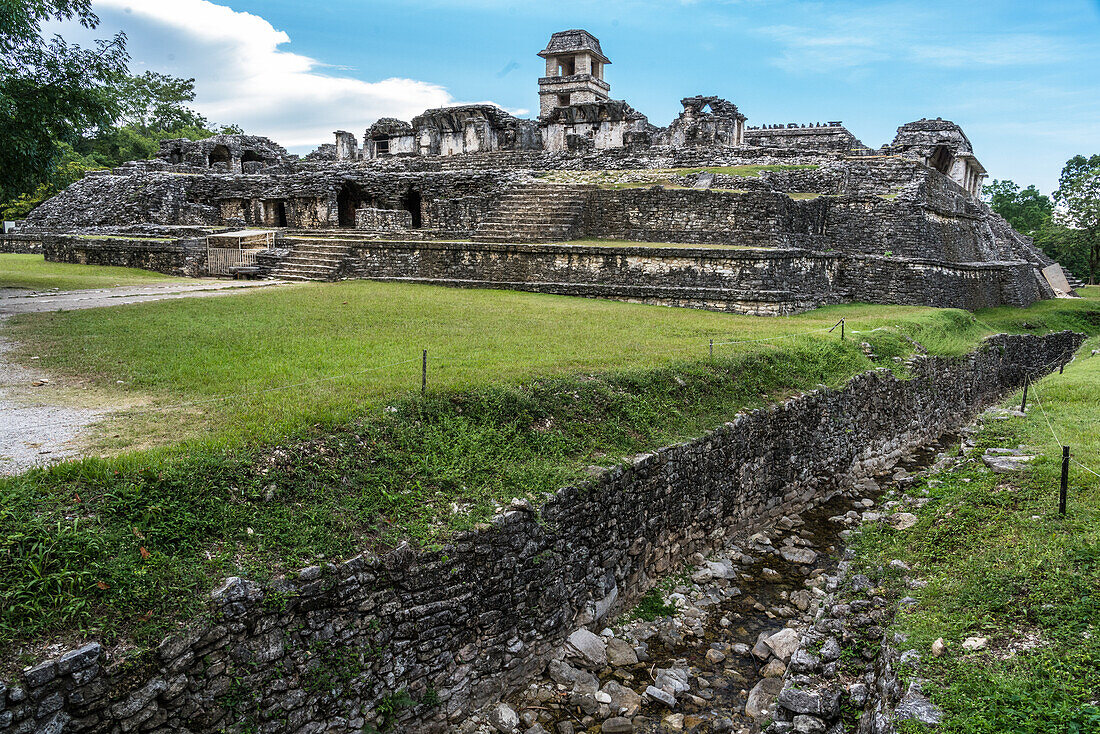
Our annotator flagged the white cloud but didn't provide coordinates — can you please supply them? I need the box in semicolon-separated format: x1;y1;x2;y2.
90;0;489;151
758;2;1077;75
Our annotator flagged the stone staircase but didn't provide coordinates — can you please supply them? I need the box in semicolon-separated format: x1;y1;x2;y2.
269;240;351;281
472;182;594;243
1065;273;1088;291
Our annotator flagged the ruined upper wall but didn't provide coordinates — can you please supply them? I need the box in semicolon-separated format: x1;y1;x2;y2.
156;134;291;173
743;123;868;154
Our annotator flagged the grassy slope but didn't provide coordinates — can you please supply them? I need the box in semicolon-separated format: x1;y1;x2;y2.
1;286;1098;664
4;281;1000;452
852;289;1100;733
0;254;188;292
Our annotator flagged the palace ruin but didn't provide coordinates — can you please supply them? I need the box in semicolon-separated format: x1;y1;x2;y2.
14;29;1077;314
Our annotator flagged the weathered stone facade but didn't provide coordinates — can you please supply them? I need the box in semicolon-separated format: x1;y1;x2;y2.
18;26;1071;311
0;331;1082;733
328;240;1045;315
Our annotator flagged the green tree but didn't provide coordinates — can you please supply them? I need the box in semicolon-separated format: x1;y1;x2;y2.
983;179;1053;237
77;72;218;169
0;0;128;203
115;71;208;133
1054;155;1100;284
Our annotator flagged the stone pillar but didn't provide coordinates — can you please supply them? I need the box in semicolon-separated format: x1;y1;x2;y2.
334;131;359;161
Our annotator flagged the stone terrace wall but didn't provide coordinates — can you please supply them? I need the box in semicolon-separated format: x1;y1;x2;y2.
580;189;827;248
0;234;43;254
42;235;207;277
330;240;1043;313
1;331;1082;734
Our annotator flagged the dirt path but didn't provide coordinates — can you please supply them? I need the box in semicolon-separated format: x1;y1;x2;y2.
0;279;285;315
0;280;288;474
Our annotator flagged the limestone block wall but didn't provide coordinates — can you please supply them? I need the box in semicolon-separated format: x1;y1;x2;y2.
354;208;412;231
580;189;828;248
41;235;207;277
335;240;1041;313
0;331;1082;734
0;234;43;254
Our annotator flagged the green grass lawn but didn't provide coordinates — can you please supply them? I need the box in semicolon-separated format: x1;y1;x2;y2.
0;254;189;292
851;311;1100;732
12;281;1094;453
1;284;1098;662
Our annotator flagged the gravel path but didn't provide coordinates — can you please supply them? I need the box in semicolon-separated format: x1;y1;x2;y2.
0;279;284;314
0;280;288;474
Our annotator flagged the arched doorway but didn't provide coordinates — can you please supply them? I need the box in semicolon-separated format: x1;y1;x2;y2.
209;144;231;168
336;182;369;228
169;147;183;164
403;188;423;229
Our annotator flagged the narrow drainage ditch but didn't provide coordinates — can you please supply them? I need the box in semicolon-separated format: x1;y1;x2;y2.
470;435;956;734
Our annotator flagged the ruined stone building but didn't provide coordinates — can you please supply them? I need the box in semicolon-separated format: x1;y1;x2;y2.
21;28;1076;314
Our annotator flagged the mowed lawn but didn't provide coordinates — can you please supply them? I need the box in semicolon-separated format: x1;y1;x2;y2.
0;253;190;292
7;280;1100;453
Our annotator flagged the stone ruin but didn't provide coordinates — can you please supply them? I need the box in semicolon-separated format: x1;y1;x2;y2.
15;27;1078;314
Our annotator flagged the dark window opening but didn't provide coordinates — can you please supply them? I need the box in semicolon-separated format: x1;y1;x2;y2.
374;138;390;155
928;145;954;175
403;189;423;229
557;56;575;76
169;147;183;164
241;150;263;165
208;144;231;168
557;94;571;107
336;181;369;228
591;61;600;78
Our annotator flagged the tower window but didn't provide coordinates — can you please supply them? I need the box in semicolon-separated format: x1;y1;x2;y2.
557;56;575;76
558;94;571;107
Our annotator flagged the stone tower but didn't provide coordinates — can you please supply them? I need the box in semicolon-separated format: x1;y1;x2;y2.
537;29;611;118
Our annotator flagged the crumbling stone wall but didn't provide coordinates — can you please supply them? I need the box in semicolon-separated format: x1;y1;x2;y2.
41;235;207;277
0;234;43;254
24;167;519;237
1;331;1082;734
333;240;1044;313
744;124;868;153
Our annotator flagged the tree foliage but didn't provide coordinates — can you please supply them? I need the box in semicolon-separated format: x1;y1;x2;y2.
0;0;128;203
983;179;1053;237
1054;155;1100;284
0;1;243;217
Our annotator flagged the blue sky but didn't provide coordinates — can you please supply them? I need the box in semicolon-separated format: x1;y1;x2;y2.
65;0;1100;193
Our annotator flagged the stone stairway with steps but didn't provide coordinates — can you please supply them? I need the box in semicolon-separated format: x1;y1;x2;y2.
472;182;594;243
269;240;351;281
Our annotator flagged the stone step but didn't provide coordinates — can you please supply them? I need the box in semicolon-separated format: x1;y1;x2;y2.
479;215;586;225
274;261;340;272
473;227;581;236
282;254;345;263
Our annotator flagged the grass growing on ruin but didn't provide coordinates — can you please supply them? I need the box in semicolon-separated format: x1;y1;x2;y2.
0;254;188;292
851;327;1100;733
0;287;1098;660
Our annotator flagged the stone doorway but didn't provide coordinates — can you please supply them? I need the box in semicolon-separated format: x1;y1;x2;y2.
403;189;423;228
336;182;368;228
